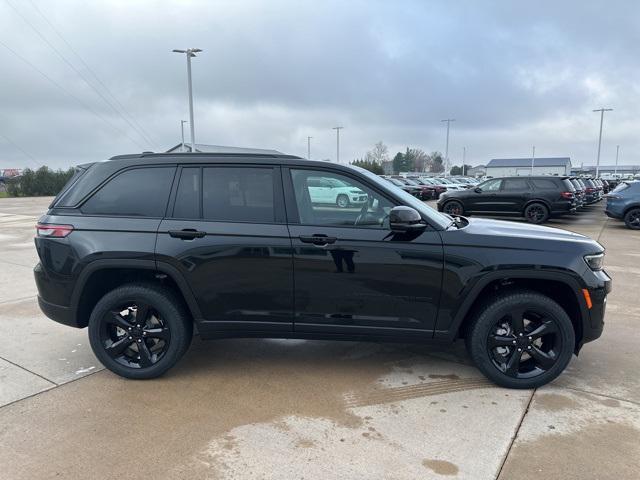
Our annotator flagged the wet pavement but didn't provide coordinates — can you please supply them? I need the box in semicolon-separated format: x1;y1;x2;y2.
0;196;638;479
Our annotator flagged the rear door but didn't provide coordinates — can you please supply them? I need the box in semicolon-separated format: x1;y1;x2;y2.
156;164;294;334
494;178;532;213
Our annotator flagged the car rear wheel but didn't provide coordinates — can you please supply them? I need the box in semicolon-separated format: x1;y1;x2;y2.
336;194;349;208
88;283;193;379
443;200;464;216
524;202;549;224
624;208;640;229
466;290;574;389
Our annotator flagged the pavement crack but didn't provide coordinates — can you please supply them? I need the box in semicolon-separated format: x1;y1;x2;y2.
0;355;58;387
495;388;535;479
562;385;640;407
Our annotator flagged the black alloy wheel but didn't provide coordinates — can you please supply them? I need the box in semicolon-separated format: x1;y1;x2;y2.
443;200;464;216
524;203;549;224
466;290;574;389
624;208;640;230
88;283;192;379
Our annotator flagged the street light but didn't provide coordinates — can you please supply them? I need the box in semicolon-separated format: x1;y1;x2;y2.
615;144;620;177
593;107;613;177
441;119;455;176
530;146;536;176
332;126;343;163
180;120;187;152
307;136;312;160
173;48;202;152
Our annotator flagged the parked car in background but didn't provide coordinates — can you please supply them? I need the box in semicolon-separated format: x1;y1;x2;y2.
391;176;434;200
412;177;448;199
383;176;422;198
569;178;586;209
434;177;467;191
582;179;602;204
307;176;368;208
605;181;640;229
437;176;577;224
34;152;610;388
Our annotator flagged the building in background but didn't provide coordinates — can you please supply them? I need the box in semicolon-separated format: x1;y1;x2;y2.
570;164;640;178
485;157;571;177
466;164;486;177
166;143;283;155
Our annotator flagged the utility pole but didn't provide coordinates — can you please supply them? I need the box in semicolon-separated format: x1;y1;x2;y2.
615;144;620;177
530;146;536;175
180;120;187;152
332;126;343;163
307;136;312;160
173;48;202;152
441;119;455;176
593;107;613;177
462;146;466;175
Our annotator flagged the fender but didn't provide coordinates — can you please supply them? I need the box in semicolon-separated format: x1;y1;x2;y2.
70;258;202;320
434;268;589;342
523;198;552;212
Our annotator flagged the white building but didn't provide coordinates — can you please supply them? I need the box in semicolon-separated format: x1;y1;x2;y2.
486;157;571;177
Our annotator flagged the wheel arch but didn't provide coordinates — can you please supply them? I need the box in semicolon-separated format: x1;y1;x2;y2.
523;198;552;213
444;271;588;353
623;203;640;216
71;259;202;328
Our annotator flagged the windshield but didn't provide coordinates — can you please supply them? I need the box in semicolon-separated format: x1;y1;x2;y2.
386;177;404;186
403;178;420;186
347;166;451;229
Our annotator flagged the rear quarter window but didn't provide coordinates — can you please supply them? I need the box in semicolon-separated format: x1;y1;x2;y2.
531;179;558;190
81;167;175;217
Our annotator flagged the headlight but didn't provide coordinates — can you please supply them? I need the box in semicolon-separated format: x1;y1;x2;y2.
584;253;604;271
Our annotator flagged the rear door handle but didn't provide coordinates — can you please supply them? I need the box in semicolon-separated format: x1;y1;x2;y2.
299;234;337;245
169;229;206;240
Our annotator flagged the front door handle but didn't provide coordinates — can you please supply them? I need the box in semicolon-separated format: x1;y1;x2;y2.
299;234;337;245
169;229;206;240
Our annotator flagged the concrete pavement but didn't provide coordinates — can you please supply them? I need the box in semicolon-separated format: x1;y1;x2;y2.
0;196;638;479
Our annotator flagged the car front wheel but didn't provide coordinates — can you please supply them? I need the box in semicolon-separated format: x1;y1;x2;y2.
524;202;549;224
88;283;193;379
443;200;464;216
336;194;350;208
466;290;575;389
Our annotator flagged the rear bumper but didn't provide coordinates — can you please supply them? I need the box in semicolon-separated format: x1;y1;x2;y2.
34;261;81;328
37;295;80;328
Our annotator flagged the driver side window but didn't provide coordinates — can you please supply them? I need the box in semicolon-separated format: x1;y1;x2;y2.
290;169;394;228
481;179;502;191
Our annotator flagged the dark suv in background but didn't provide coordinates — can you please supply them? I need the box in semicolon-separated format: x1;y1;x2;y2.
437;176;577;223
605;180;640;229
34;153;610;388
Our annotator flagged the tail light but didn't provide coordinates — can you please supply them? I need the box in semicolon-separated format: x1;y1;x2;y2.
585;187;595;193
560;192;574;199
36;224;74;238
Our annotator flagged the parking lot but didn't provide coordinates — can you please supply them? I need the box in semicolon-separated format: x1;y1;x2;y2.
0;196;638;479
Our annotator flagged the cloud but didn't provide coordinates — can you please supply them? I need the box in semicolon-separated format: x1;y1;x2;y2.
0;0;637;168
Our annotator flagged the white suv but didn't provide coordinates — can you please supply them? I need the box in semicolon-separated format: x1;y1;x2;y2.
307;176;368;208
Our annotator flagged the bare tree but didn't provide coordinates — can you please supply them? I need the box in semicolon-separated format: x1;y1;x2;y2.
365;141;389;165
406;148;430;172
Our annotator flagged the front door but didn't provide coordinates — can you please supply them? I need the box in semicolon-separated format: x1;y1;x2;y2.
467;178;502;212
155;164;293;334
284;167;443;338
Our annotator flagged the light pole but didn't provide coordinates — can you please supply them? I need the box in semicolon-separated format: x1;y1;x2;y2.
307;136;312;160
593;107;613;177
173;48;202;152
530;146;536;176
332;126;343;163
615;144;620;177
462;146;466;175
441;119;455;176
180;120;187;152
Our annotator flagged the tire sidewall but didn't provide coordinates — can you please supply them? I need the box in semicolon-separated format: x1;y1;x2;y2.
336;194;349;208
444;200;464;216
525;202;549;224
467;291;575;389
88;284;191;379
624;208;640;229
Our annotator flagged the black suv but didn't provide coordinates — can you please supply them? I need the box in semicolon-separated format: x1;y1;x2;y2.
437;176;577;223
34;153;610;388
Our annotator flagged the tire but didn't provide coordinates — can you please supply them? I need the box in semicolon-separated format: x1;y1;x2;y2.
465;290;575;389
524;202;549;224
336;194;349;208
88;283;193;379
443;200;464;216
624;208;640;230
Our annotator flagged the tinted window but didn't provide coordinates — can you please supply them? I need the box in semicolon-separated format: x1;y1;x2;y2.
291;169;394;228
173;168;200;219
502;178;530;191
562;179;576;191
82;167;175;217
531;179;558;190
202;167;274;223
480;179;502;191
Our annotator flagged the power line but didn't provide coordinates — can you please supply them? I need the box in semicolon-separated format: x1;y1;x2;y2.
0;38;147;150
0;131;41;167
26;0;161;149
4;0;156;149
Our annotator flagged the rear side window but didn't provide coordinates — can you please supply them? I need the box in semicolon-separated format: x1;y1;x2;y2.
81;167;175;217
531;179;557;190
502;178;530;191
173;168;200;219
202;167;275;223
562;179;576;191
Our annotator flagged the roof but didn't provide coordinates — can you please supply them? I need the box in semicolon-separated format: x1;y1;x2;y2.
572;164;640;172
487;157;571;168
166;143;283;155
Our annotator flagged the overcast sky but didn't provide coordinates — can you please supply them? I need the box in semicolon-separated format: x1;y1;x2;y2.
0;0;638;169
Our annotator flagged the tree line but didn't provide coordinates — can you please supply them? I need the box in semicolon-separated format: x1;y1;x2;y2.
5;166;76;197
351;142;448;175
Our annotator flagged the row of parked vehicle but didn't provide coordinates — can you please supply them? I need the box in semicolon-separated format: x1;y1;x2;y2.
381;175;479;200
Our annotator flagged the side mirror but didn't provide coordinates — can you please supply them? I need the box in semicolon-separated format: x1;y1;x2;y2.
474;187;482;193
389;206;427;233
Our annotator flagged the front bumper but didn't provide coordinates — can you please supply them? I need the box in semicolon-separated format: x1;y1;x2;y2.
580;272;612;348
